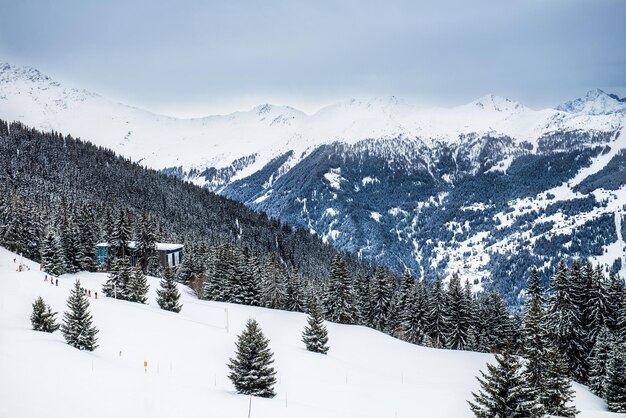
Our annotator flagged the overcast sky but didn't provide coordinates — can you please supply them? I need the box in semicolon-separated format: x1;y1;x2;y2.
1;0;624;116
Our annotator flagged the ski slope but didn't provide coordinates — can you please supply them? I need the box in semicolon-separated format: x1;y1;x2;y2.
0;247;616;418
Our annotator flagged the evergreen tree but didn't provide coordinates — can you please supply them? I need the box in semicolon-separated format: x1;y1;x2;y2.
156;267;182;313
30;296;59;332
41;228;65;276
369;267;394;332
302;298;329;354
428;275;447;348
135;210;158;273
127;266;149;303
61;280;98;351
109;209;131;259
523;267;547;389
228;319;277;398
605;272;625;333
103;257;132;299
241;253;262;307
402;279;429;344
587;327;614;396
546;260;586;381
542;346;577;418
586;264;610;343
285;270;306;312
444;273;472;350
325;254;357;324
468;343;541;417
604;342;626;413
262;255;287;309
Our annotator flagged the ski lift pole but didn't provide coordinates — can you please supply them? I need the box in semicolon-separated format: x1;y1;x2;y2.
224;307;229;333
248;394;252;418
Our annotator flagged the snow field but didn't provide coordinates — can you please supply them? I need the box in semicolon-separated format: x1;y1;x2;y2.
0;246;616;417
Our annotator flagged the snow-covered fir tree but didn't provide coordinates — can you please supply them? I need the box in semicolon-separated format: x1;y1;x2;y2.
523;267;547;389
31;296;59;333
468;343;541;418
604;341;626;412
402;279;429;344
156;267;182;313
541;346;577;418
41;228;64;276
325;254;357;324
443;273;472;350
127;266;149;303
135;210;159;274
109;209;131;259
302;297;329;354
262;254;287;309
546;260;587;382
227;318;277;398
428;275;447;348
61;280;98;351
102;257;132;300
587;327;615;396
369;266;394;332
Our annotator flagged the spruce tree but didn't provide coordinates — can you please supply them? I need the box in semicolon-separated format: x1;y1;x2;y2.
542;346;577;418
523;267;547;389
41;228;64;276
156;267;182;313
228;319;277;398
262;255;287;309
587;327;614;396
428;275;447;348
31;296;60;332
325;254;357;324
127;266;149;303
302;298;329;354
369;267;393;332
604;342;626;413
109;209;131;259
103;257;132;299
444;273;471;350
468;343;541;417
402;280;429;344
546;260;586;381
61;280;98;351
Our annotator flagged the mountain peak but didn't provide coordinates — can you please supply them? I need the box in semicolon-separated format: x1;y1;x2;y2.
0;62;55;85
556;89;626;115
469;94;525;113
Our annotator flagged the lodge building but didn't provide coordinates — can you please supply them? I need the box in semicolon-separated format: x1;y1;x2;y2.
96;242;184;270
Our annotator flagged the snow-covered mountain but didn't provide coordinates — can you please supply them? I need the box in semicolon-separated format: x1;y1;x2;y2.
1;62;625;302
0;246;617;417
557;89;626;115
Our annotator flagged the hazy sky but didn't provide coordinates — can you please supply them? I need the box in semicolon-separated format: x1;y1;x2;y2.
1;0;624;116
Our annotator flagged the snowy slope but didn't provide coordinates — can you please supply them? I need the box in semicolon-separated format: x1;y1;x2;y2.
0;247;616;418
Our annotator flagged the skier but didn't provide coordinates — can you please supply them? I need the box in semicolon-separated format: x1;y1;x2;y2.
55;278;58;286
44;275;48;282
88;290;91;297
95;292;98;299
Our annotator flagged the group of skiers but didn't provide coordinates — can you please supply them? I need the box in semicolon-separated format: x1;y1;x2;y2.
44;275;59;286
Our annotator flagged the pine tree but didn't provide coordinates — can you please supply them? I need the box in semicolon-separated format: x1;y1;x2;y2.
61;280;98;351
604;342;626;413
369;267;394;331
30;296;59;332
325;254;357;324
546;260;586;381
41;228;65;276
542;346;577;418
402;279;429;344
103;257;132;299
127;266;149;303
156;267;182;313
109;209;131;259
523;267;547;389
228;319;277;398
428;275;447;348
468;343;541;417
444;273;472;350
136;210;158;273
241;253;262;307
262;255;287;309
302;298;329;354
588;327;614;396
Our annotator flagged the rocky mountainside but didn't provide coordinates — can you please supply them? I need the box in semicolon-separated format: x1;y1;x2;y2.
1;62;624;303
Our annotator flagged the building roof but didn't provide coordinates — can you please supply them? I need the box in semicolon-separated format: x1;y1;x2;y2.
96;242;183;251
